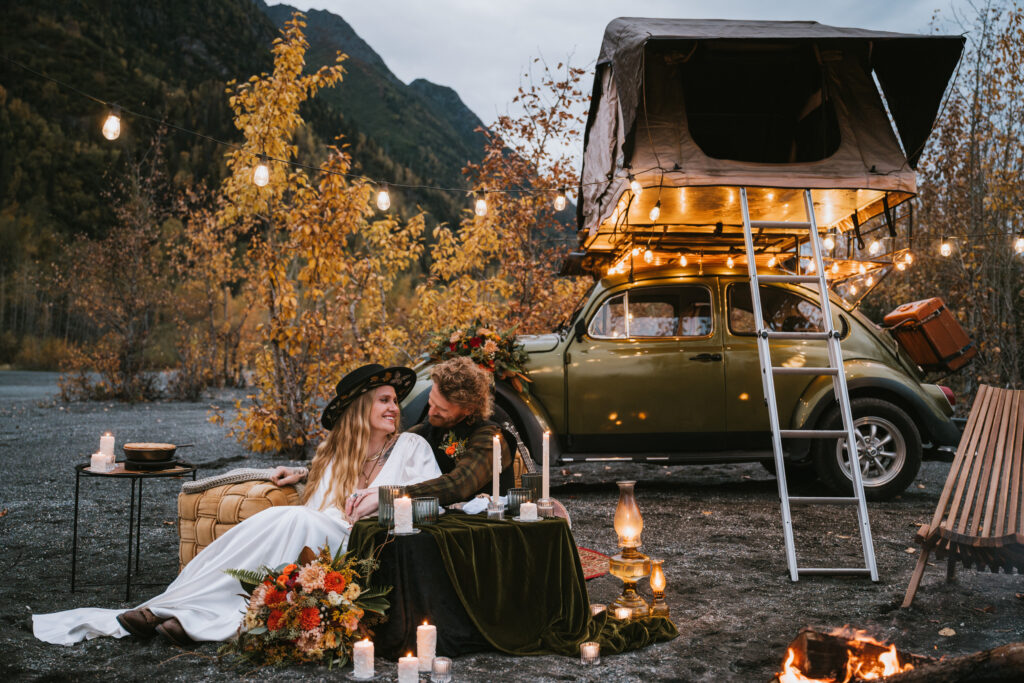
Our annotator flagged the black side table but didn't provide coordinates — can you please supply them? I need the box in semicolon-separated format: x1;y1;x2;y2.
72;461;197;600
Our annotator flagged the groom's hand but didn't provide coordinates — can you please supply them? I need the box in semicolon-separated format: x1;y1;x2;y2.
345;488;380;521
269;466;305;486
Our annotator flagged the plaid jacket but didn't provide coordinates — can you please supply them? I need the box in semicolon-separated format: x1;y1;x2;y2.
405;420;513;505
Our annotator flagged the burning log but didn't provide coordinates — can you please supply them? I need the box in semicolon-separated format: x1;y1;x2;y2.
772;628;1024;683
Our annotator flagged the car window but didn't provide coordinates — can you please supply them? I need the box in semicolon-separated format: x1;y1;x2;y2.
588;286;712;339
728;284;824;335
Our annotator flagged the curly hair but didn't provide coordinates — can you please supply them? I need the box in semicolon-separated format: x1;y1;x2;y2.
431;356;494;419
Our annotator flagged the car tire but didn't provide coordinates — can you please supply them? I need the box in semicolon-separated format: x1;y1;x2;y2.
759;456;819;486
812;397;922;501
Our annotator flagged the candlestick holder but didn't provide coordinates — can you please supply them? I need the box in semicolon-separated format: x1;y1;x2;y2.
486;501;505;520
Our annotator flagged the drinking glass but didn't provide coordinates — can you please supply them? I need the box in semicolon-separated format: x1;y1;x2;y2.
506;487;531;517
520;473;543;502
430;656;452;682
413;496;439;525
378;485;406;527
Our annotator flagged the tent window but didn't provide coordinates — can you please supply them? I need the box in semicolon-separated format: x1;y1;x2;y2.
676;43;841;164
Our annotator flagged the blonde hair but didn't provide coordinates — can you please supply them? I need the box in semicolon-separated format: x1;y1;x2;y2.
431;356;493;419
301;387;401;511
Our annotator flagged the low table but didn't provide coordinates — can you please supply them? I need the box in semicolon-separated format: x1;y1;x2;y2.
71;461;197;600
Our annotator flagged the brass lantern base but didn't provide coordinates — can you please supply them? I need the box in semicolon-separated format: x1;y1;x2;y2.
609;546;651;618
649;593;670;618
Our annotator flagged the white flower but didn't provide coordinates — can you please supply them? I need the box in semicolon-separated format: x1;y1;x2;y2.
328;592;344;606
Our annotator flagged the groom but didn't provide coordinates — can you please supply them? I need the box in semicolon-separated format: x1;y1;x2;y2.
345;356;514;518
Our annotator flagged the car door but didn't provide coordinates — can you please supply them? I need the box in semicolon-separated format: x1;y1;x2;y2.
723;281;831;447
565;283;726;453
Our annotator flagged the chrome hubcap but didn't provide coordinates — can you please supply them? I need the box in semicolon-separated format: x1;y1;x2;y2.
835;416;906;487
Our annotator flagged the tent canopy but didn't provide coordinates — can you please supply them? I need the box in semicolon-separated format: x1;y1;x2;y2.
577;18;964;262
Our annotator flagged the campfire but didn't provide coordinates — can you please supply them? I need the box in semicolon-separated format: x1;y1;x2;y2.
774;628;926;683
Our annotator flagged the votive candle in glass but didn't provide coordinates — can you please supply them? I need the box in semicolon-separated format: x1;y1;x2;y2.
589;603;606;617
397;652;418;683
99;432;115;458
580;641;601;665
430;656;452;683
352;638;374;679
416;620;436;671
614;606;631;620
393;496;413;534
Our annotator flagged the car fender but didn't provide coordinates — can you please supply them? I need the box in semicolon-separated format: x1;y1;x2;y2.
791;360;959;446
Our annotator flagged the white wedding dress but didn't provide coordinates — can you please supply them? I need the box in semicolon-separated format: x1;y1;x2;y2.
34;432;440;645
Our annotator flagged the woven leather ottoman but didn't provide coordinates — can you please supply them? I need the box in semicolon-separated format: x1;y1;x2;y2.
177;481;299;571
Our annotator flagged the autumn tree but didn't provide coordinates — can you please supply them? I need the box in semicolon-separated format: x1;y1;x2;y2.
410;59;592;340
873;1;1024;397
217;14;424;456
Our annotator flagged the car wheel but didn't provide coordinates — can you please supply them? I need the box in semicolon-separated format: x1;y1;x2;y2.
759;456;819;486
812;397;922;501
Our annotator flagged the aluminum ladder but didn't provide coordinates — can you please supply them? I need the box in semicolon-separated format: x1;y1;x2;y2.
739;187;879;582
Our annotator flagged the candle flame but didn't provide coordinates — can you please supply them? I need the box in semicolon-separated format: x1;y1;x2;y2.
422;619;429;626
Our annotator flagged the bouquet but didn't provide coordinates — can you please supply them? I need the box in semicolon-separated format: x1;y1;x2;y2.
220;543;391;668
428;318;532;391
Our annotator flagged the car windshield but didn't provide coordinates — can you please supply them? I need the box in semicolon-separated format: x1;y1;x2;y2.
555;282;597;336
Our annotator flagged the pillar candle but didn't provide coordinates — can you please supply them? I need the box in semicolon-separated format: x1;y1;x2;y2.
542;430;550;500
416;620;436;671
519;501;538;521
398;652;418;683
353;638;374;679
100;432;115;458
393;496;413;533
492;434;500;500
90;452;113;473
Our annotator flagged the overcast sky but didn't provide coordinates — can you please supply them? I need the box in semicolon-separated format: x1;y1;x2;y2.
271;0;966;124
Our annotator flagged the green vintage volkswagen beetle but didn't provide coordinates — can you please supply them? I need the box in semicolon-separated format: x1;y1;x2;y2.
401;263;961;501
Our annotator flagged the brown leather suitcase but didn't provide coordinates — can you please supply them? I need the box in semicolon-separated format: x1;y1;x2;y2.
882;297;976;372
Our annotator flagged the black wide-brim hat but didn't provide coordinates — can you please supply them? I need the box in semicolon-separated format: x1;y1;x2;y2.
320;364;417;430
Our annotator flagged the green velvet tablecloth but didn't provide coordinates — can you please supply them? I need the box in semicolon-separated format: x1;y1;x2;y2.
350;514;677;656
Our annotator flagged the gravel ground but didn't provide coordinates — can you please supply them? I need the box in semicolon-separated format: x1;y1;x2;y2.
1;370;1021;682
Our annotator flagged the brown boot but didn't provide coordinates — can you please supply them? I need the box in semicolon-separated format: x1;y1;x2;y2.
155;617;197;647
116;607;165;638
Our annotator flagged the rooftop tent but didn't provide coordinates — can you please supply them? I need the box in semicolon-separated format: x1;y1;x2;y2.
577;18;964;259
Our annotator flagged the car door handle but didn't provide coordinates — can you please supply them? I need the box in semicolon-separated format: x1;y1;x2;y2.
690;353;722;362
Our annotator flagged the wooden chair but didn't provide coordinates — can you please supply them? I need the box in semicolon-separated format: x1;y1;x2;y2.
902;384;1024;607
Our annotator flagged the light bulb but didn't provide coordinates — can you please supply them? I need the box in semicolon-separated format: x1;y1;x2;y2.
554;189;567;211
1015;236;1024;254
904;251;913;265
679;254;687;267
866;275;874;286
850;284;858;295
632;247;641;256
253;157;270;187
629;176;643;197
823;234;835;251
726;255;735;269
858;263;867;275
102;108;121;141
376;186;391;211
831;262;839;274
869;239;881;256
643;249;653;263
940;239;952;257
607;265;616;276
474;193;487;217
767;255;776;268
896;262;906;271
806;259;816;273
649;200;661;222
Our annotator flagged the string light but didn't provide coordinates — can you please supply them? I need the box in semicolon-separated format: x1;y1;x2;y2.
253;154;270;187
629;175;643;197
632;247;641;256
474;191;487;217
940;238;952;257
831;262;839;274
101;105;121;141
858;263;867;275
866;275;874;286
1015;235;1024;254
376;184;391;211
850;284;858;295
806;258;816;274
868;239;881;256
679;253;687;267
726;255;735;269
896;262;906;271
554;188;567;211
767;255;776;268
649;200;661;222
823;233;835;251
904;251;913;265
643;249;653;264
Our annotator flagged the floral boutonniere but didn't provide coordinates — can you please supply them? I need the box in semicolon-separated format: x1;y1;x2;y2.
440;431;468;462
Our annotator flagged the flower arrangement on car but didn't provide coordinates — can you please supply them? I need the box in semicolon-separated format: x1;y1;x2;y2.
428;318;531;391
220;543;391;668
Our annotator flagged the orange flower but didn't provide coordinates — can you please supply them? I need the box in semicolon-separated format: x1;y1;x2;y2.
282;564;298;575
445;444;457;455
264;588;286;606
267;609;285;631
300;607;321;631
324;571;346;593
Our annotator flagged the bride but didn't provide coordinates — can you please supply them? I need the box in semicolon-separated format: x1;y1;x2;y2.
34;364;440;647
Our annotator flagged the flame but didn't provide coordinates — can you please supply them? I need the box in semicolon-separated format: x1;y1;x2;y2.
775;631;913;683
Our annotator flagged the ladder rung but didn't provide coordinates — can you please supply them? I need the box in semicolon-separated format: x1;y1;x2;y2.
797;567;874;576
757;275;820;284
789;496;860;506
772;366;838;376
780;429;848;439
750;220;812;230
763;331;832;340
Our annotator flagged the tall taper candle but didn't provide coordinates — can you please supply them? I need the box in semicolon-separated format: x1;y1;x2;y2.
542;430;550;500
416;620;436;671
492;434;500;500
353;638;374;678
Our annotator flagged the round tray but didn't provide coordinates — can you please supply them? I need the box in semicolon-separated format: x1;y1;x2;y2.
388;528;421;536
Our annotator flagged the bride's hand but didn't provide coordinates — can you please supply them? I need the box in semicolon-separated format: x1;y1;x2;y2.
344;488;380;521
269;466;305;486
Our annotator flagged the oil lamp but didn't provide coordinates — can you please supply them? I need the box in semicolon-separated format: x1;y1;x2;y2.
648;559;669;617
608;481;650;617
